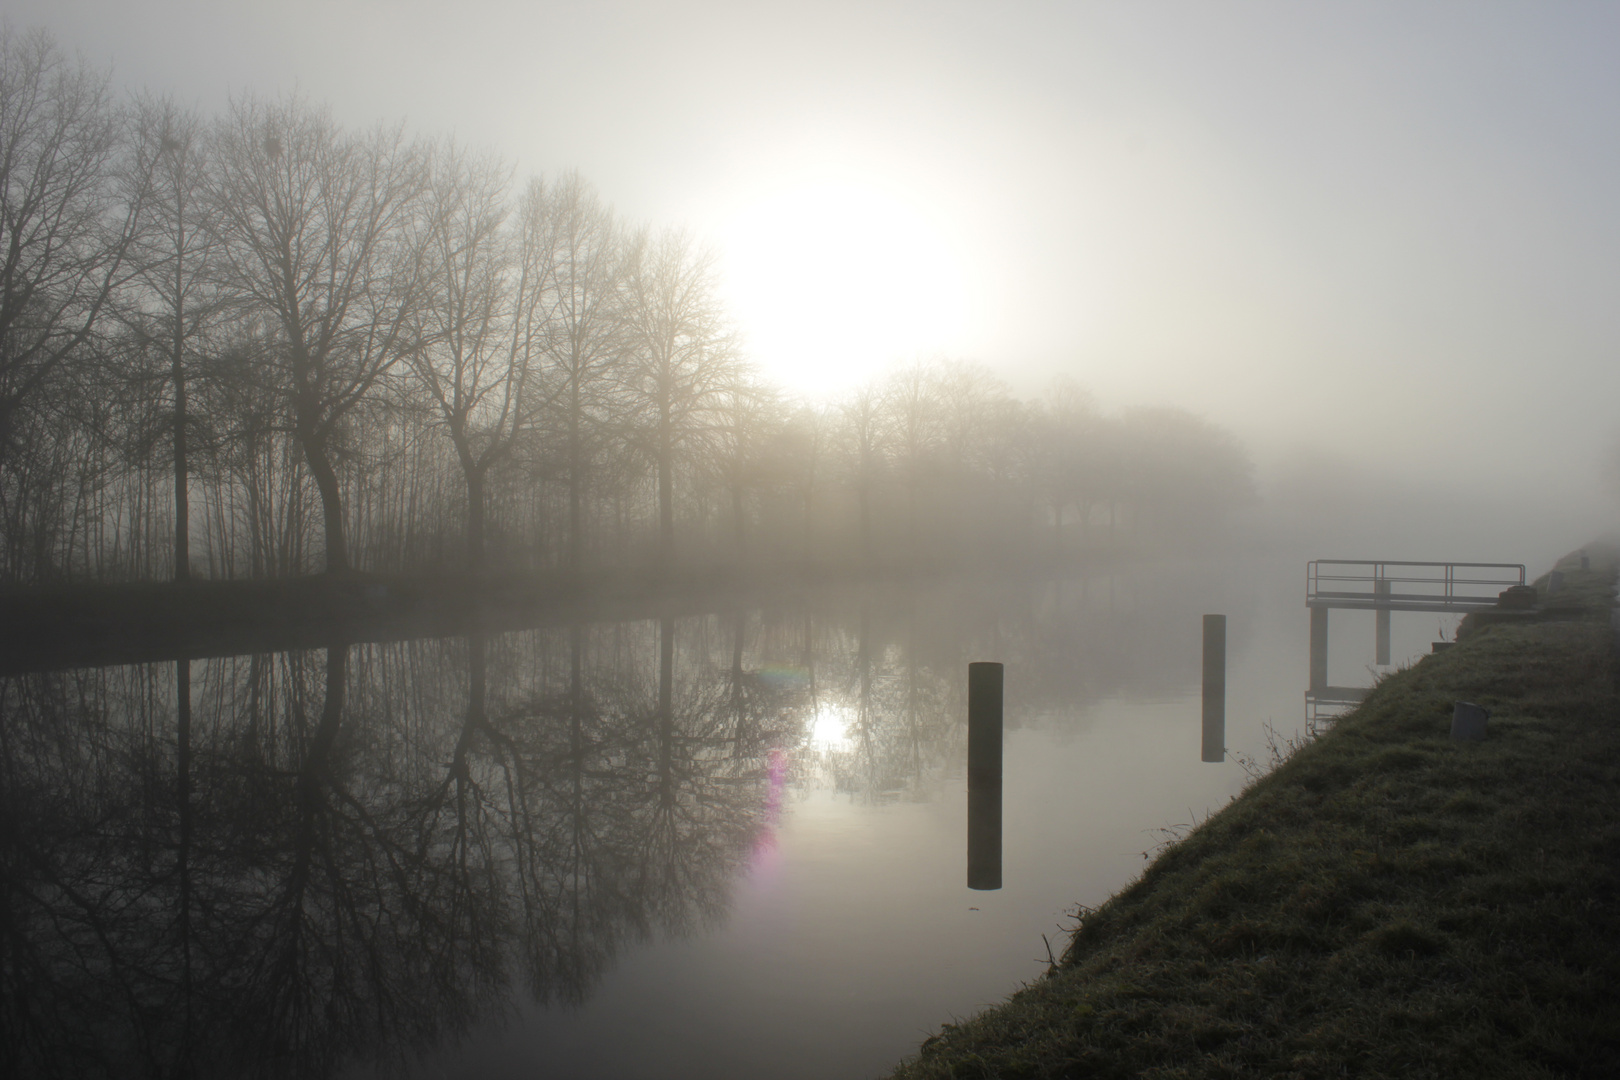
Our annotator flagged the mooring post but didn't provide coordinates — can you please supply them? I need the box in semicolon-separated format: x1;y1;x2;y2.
1374;577;1391;666
967;661;1003;891
1309;606;1329;693
1202;614;1226;763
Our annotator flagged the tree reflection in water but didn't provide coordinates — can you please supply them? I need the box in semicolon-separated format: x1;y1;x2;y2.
0;621;785;1077
0;571;1237;1076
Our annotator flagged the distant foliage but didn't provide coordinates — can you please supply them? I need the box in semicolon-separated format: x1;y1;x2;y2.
0;28;1253;583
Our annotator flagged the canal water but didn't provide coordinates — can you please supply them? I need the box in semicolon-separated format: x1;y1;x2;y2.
0;556;1457;1079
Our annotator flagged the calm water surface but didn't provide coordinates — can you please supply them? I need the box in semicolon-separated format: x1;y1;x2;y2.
1;557;1456;1078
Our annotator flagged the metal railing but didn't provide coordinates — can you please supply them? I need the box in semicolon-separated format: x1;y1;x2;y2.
1306;560;1525;610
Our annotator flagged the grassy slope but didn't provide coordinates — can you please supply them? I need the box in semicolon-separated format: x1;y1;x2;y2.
890;548;1620;1079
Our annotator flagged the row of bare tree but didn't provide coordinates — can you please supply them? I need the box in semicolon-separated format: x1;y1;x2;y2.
0;28;1251;585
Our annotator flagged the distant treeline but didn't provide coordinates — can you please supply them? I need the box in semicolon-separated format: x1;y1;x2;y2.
0;28;1251;584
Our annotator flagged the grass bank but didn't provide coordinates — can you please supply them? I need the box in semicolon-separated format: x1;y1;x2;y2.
890;546;1620;1079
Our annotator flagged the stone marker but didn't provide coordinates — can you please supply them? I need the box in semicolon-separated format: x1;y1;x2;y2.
1451;701;1489;742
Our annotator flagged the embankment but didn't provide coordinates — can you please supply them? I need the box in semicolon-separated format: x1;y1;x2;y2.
889;546;1620;1079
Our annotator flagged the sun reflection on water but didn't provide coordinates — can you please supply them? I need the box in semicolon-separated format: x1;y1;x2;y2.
808;703;854;752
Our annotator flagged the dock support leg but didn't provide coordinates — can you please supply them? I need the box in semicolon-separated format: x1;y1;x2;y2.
1309;606;1328;693
1375;579;1390;666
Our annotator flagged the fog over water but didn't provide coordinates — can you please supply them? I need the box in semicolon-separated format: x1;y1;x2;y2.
13;0;1620;558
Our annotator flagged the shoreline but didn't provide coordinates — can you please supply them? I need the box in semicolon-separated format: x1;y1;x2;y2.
887;544;1620;1078
0;554;1156;674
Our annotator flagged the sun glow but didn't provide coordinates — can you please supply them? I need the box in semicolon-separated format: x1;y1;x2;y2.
721;180;970;398
808;703;854;751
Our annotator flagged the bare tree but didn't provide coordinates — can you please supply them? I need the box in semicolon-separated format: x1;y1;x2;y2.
709;373;773;564
977;393;1034;560
778;402;826;563
410;145;540;573
931;360;1013;561
838;383;887;562
882;361;943;560
619;228;738;569
1034;377;1102;556
534;173;624;575
127;97;216;581
0;29;143;475
207;97;426;573
932;360;1005;476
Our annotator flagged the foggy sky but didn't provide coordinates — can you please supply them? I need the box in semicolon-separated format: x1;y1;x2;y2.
14;0;1620;554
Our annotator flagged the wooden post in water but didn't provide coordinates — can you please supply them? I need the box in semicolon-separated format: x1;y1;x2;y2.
1375;578;1391;666
1309;607;1329;694
967;662;1003;890
1202;615;1226;763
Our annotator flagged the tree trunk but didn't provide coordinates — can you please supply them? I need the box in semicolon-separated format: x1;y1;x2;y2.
173;351;189;582
657;423;675;570
731;483;746;564
171;164;189;584
465;464;485;574
568;416;583;575
299;428;349;574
